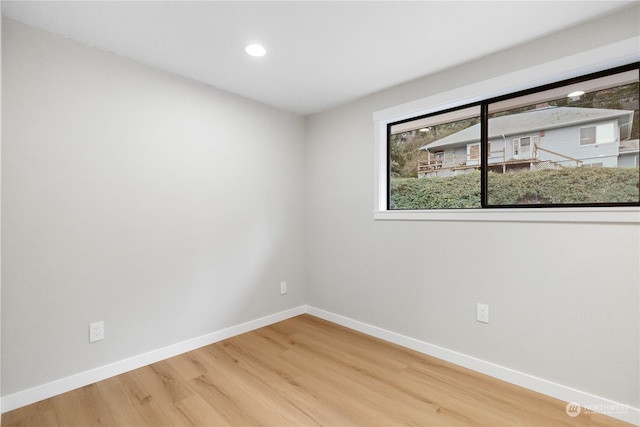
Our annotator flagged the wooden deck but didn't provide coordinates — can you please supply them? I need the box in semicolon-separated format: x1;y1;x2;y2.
418;157;544;177
418;144;580;177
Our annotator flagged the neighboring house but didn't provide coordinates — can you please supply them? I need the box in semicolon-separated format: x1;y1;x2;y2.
418;106;637;178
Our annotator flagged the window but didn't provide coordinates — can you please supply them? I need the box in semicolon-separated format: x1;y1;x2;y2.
389;106;481;209
512;137;534;159
579;123;616;146
468;143;480;164
386;63;640;211
580;126;597;146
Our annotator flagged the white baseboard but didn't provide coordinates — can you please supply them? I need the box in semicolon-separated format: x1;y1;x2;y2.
2;304;638;426
306;306;640;426
0;305;306;414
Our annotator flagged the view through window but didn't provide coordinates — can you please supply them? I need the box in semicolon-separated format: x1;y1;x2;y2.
389;106;481;209
388;64;639;209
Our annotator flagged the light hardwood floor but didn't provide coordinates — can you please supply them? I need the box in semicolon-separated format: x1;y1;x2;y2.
2;314;634;426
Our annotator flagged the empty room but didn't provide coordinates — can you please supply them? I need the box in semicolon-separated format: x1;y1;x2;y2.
1;1;639;426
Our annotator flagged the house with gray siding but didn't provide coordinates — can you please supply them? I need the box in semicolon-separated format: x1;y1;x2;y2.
418;106;637;177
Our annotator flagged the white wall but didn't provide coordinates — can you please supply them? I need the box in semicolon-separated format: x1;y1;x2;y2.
1;19;306;395
306;5;640;408
1;4;639;416
0;5;3;420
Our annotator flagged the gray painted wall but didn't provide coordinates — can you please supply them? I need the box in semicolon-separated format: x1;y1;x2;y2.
1;19;307;395
1;3;639;412
306;6;640;407
1;6;3;417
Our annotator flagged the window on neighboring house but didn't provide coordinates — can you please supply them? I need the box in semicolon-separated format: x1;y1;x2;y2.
386;63;639;210
468;143;480;164
512;136;534;159
579;123;616;146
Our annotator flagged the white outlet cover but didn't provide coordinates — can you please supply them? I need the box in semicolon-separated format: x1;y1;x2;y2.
89;321;104;342
477;303;489;324
280;281;287;295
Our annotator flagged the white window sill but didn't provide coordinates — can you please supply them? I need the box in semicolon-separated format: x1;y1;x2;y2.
373;207;640;223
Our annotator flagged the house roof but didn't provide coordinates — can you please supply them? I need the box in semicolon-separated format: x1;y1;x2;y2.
422;107;635;151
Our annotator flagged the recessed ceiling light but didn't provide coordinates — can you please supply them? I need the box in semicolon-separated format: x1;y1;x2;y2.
567;90;585;98
245;44;266;57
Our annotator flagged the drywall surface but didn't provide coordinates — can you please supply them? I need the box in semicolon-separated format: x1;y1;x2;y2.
305;6;640;407
0;8;3;418
1;19;306;395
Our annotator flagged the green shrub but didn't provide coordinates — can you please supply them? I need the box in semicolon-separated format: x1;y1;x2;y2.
390;168;639;209
390;171;481;209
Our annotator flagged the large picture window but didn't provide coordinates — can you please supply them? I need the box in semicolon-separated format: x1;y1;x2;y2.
387;63;640;210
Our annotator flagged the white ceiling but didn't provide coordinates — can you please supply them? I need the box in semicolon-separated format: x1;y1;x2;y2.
2;1;636;115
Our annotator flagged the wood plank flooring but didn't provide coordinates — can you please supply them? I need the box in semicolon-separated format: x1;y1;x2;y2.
2;314;634;426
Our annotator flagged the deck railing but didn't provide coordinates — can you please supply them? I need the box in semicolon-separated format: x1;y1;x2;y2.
534;145;582;166
418;149;507;172
418;145;582;175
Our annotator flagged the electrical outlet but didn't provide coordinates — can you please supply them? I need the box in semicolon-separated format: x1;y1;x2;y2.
89;321;104;343
280;281;287;295
476;304;489;324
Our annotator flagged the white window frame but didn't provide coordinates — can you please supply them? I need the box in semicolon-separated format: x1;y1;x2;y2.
512;135;538;159
373;38;640;223
467;143;480;165
579;123;617;146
